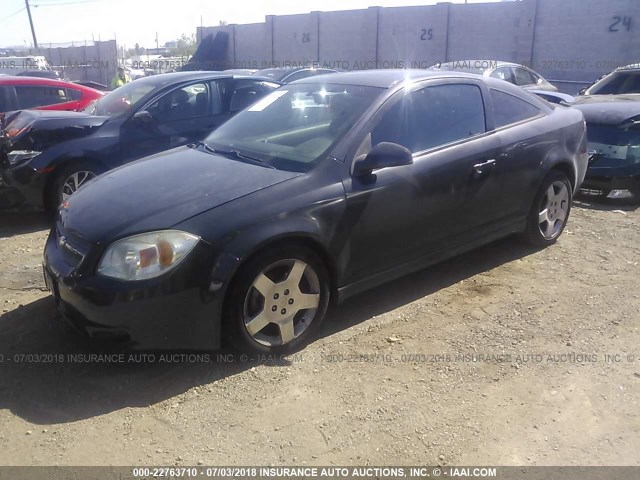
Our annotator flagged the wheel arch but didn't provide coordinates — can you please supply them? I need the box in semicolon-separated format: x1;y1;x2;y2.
234;233;337;296
548;160;576;194
42;153;108;210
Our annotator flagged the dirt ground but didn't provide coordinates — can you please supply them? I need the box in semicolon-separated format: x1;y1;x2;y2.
0;195;638;467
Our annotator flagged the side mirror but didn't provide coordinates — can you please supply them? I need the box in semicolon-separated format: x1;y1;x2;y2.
132;110;153;124
353;142;413;177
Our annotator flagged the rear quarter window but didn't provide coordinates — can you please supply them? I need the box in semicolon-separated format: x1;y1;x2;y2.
67;88;83;101
490;89;541;128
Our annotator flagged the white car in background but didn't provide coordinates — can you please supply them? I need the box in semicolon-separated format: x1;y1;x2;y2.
431;60;559;92
125;65;147;80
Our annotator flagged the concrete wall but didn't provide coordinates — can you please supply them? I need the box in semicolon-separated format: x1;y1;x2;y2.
199;0;640;93
319;8;378;68
447;2;522;62
531;0;640;91
234;23;268;68
31;40;117;86
272;13;319;66
376;4;449;68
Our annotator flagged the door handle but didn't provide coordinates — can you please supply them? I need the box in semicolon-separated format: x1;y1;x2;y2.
473;159;496;177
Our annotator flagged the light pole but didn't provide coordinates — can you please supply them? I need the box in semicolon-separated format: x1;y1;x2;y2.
25;0;38;48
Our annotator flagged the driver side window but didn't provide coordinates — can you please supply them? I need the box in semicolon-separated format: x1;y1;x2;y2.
146;83;211;122
513;68;537;86
368;83;486;154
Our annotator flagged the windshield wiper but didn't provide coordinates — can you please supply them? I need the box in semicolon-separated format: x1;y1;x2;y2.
191;140;217;155
197;142;275;169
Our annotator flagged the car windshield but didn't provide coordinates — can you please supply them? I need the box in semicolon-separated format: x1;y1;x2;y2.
587;71;640;95
204;83;382;171
82;80;156;116
255;69;294;82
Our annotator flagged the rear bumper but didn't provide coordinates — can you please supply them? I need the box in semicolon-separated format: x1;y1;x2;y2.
43;229;227;350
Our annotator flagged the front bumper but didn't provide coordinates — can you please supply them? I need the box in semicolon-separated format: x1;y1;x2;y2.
0;162;46;209
583;162;640;194
581;175;640;193
43;228;228;350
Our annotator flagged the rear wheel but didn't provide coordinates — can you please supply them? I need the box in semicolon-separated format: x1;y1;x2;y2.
224;245;330;354
46;162;102;212
523;170;572;247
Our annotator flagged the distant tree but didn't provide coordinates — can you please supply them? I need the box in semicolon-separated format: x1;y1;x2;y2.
173;34;196;57
219;20;228;26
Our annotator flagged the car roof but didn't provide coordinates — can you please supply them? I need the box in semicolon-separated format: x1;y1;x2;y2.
619;63;640;71
0;75;103;92
437;60;523;70
126;71;237;85
102;71;269;91
0;75;82;87
290;69;490;88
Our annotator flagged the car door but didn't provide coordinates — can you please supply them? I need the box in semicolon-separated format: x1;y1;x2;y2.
488;88;548;220
342;80;504;283
15;85;78;111
119;80;222;161
0;85;14;113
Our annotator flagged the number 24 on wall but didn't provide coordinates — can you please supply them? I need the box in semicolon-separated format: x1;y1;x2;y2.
609;16;632;32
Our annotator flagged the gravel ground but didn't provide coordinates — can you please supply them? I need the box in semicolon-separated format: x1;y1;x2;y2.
0;195;638;466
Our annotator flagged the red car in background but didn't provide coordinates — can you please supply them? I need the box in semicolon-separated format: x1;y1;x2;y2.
0;76;103;114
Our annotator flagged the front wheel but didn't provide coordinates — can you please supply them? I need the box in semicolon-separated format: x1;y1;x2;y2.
224;246;330;354
523;171;572;247
46;162;101;212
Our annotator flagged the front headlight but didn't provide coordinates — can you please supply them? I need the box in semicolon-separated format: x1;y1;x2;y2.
97;230;200;281
7;150;41;166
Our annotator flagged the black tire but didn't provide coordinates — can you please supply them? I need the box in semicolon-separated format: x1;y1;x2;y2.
223;245;330;354
45;161;103;213
522;170;573;247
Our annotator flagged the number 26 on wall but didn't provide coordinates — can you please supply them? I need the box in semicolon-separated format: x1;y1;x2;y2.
609;16;632;32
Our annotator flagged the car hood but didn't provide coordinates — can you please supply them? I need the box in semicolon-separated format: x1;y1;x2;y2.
1;109;108;152
59;146;303;243
571;95;640;125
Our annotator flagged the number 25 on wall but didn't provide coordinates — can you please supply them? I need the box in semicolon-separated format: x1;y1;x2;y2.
420;28;433;41
609;16;632;32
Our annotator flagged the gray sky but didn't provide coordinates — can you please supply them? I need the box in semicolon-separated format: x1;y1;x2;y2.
1;0;504;49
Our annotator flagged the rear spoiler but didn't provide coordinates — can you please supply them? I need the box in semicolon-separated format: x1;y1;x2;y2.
529;90;576;105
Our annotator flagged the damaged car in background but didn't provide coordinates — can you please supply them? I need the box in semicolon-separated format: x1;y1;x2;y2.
531;84;640;201
572;96;640;200
0;72;279;211
581;63;640;96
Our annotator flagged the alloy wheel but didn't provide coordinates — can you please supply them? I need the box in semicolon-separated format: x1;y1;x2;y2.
243;259;321;347
61;170;97;201
538;180;569;240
